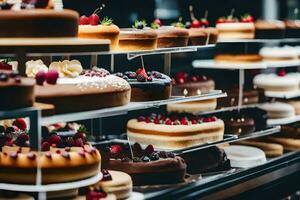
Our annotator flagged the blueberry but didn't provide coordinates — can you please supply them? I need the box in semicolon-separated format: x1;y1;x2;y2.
0;73;8;81
136;22;144;29
185;21;192;29
150;153;160;161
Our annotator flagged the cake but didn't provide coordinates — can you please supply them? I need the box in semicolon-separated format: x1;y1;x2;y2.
92;170;132;199
151;20;189;48
118;21;157;51
217;87;261;108
261;136;300;151
285;100;300;115
253;70;300;92
259;46;299;61
224;115;255;135
0;127;101;184
214;42;262;63
127;114;224;150
114;68;172;101
254;20;285;39
187;28;208;45
78;6;120;51
259;102;295;118
179;146;231;174
172;72;215;96
34;65;131;114
281;122;300;139
0;70;35;110
223;145;267;168
167;99;217;114
216;14;255;41
285;20;300;38
235;140;284;157
0;9;79;37
99;143;187;186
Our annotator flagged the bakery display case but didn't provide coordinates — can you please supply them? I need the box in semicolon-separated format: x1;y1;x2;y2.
0;0;300;199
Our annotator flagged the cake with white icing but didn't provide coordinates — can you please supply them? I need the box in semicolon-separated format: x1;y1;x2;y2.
259;102;295;118
127;114;224;150
259;46;299;61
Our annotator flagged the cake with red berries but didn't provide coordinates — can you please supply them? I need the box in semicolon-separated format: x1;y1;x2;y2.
118;21;157;51
127;114;224;150
99;143;187;186
253;70;300;92
172;72;215;96
152;19;189;48
216;14;255;41
0;9;79;38
0;70;35;110
116;68;171;102
78;6;120;51
254;20;285;39
35;67;131;114
285;20;300;38
0;126;101;184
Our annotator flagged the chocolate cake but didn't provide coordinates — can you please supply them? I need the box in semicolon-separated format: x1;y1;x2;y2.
99;143;187;186
285;20;300;38
180;146;231;174
155;26;189;48
0;9;79;37
254;20;285;39
115;68;172;102
224;116;255;135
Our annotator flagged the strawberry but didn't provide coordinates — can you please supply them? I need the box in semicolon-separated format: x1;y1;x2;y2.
154;18;162;26
89;14;100;25
79;15;90;25
12;118;27;131
216;17;226;24
136;67;148;78
74;138;84;147
241;14;254;23
47;134;62;145
191;19;201;28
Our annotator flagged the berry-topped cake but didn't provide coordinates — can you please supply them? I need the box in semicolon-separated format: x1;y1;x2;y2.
32;61;131;114
0;70;35;110
127;113;224;150
151;19;189;48
99;143;187;186
118;20;158;51
172;72;215;96
0;1;79;38
78;4;120;50
253;69;300;93
115;67;171;101
216;13;255;41
0;125;101;184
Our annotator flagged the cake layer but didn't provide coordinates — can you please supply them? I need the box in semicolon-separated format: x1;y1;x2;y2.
214;54;262;63
0;9;79;37
253;74;299;92
167;99;217;114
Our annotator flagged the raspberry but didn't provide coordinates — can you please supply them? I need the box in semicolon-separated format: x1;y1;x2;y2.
165;119;172;125
137;116;145;122
12;118;27;131
110;144;122;153
191;119;198;124
41;141;50;151
47;134;62;145
74;138;84;147
210;116;218;122
180;118;188;125
46;70;59;85
203;118;212;123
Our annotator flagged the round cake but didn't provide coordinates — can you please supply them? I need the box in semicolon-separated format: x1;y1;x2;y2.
0;128;101;184
118;26;157;51
78;14;120;50
285;20;300;38
259;46;299;61
254;20;285;39
281;122;300;139
172;72;215;96
154;26;189;48
114;68;172;102
35;67;131;114
262;136;300;151
100;143;187;186
188;28;208;45
216;14;255;41
127;114;224;150
0;70;34;110
167;99;217;114
253;72;299;92
224;116;255;135
0;9;79;37
259;102;295;119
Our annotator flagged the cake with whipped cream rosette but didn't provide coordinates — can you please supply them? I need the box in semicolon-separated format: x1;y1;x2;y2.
25;60;131;114
0;123;101;184
127;113;224;150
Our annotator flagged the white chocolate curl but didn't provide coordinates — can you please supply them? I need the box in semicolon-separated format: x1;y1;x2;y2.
25;59;48;78
49;60;83;78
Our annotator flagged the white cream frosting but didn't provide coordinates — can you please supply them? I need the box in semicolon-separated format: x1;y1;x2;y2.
259;102;295;113
25;59;48;78
216;22;255;31
253;73;299;88
259;46;299;59
49;60;83;78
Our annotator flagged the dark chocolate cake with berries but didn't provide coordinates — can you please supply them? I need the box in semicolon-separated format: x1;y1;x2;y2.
127;113;224;150
0;123;101;184
0;69;35;110
115;67;172;101
172;72;215;96
99;142;186;186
